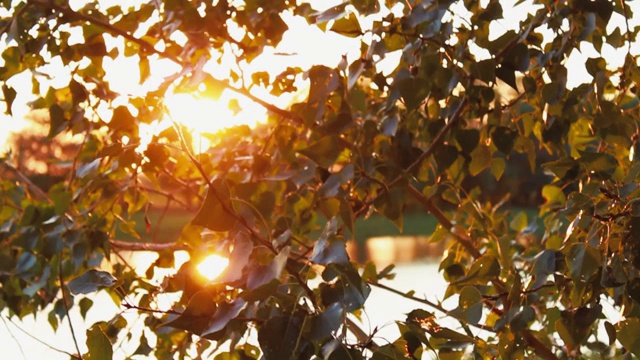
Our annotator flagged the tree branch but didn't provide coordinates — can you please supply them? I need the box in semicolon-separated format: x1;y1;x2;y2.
109;239;188;252
405;184;481;259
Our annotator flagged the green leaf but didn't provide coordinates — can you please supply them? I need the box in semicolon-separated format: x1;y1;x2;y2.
453;254;501;286
451;286;483;324
542;185;566;207
469;145;492;176
79;298;93;320
564;243;602;281
578;151;618;180
85;324;113;360
191;180;238;232
67;269;117;295
298;136;343;168
617;318;640;357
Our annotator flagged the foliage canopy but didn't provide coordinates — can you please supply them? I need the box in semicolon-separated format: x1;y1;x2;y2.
2;0;640;359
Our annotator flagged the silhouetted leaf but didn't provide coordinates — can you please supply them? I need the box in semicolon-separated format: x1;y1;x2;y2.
247;247;289;290
202;298;247;336
310;302;344;339
491;126;516;154
258;315;304;360
191;180;237;232
162;290;217;334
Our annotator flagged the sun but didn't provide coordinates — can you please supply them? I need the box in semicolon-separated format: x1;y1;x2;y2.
196;254;229;281
163;90;268;136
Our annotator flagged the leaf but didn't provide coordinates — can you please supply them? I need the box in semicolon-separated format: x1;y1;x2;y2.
542;157;580;180
451;286;483;324
397;77;428;110
453;254;501;286
2;84;16;115
321;264;371;311
490;157;505;181
310;3;348;23
319;164;354;198
191;180;238;232
76;158;101;178
434;144;459;173
202;298;247;336
139;56;150;84
85;324;113;360
577;151;618;180
564;243;602;281
48;104;67;138
215;233;253;284
330;12;361;37
618;318;640;357
491;126;517;154
455;129;480;154
133;333;153;356
67;269;117;295
298;136;343;168
15;251;37;276
258;315;304;360
470;59;496;84
162;290;217;334
555;305;601;351
469;145;492;176
247;246;290;290
310;302;345;339
310;235;349;266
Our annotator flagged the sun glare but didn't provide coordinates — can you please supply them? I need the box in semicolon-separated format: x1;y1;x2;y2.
196;254;229;281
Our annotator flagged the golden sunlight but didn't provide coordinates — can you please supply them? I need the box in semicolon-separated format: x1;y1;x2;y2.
165;91;268;132
196;254;229;281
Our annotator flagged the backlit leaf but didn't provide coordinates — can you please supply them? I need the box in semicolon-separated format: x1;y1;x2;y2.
191;180;238;232
67;269;117;295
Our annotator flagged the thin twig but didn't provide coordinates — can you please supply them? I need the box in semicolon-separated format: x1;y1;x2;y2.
59;262;84;360
0;315;26;360
369;281;496;333
2;315;82;360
